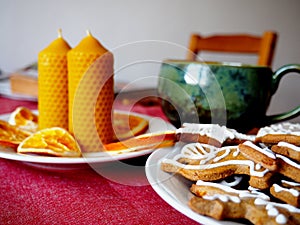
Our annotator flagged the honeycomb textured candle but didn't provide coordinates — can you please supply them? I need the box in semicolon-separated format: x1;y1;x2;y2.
38;32;71;130
68;32;114;152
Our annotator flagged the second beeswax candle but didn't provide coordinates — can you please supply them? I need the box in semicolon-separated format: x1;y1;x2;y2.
68;31;114;152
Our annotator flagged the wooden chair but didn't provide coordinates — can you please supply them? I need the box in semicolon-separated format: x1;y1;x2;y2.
186;31;277;67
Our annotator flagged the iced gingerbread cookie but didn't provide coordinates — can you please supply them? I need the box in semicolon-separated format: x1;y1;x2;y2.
238;140;300;181
255;122;300;146
176;123;254;147
270;180;300;207
272;141;300;163
276;154;300;183
189;180;300;225
161;142;274;189
238;141;277;171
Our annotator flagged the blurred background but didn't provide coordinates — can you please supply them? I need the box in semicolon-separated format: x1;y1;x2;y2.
1;0;300;121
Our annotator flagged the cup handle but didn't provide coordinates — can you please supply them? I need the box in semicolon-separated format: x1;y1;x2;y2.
264;64;300;125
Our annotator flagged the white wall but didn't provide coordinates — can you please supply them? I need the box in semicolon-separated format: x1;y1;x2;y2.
1;0;300;121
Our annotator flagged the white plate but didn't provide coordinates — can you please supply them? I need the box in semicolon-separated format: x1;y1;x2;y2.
0;111;175;171
145;145;244;225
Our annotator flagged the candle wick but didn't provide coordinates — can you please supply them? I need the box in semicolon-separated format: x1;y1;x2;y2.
86;29;92;37
58;28;63;38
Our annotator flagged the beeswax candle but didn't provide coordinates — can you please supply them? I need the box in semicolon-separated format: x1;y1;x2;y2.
68;31;114;152
38;29;71;130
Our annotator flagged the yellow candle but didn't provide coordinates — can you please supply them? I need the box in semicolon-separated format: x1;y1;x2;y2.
68;30;114;152
38;29;71;130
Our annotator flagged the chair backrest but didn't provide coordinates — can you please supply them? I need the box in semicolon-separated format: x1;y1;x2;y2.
186;31;277;67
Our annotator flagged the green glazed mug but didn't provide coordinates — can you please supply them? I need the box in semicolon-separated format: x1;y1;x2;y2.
157;60;300;132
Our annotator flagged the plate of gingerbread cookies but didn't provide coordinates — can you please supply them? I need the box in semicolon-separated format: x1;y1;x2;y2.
146;122;300;225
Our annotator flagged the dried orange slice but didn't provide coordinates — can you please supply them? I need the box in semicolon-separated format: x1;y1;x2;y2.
113;112;149;141
0;120;29;149
8;107;38;134
18;127;81;157
105;131;176;153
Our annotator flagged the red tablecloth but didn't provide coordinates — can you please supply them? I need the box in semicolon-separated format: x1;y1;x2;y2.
0;96;199;225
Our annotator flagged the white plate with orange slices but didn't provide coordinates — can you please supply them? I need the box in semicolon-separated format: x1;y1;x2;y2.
0;107;176;171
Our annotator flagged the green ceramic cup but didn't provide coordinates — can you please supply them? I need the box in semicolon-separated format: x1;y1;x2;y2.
157;60;300;132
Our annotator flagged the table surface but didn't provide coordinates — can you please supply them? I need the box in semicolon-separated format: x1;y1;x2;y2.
0;95;199;225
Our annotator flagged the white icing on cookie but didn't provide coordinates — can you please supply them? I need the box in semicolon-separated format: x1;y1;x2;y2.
276;154;300;169
219;176;243;187
242;141;276;159
278;142;300;152
273;184;299;197
203;194;241;203
176;123;254;144
227;128;255;141
257;122;300;137
282;180;300;187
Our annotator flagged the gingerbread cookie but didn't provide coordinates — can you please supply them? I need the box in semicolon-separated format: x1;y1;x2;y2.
238;141;277;171
276;154;300;183
256;122;300;146
270;181;300;207
176;123;254;147
272;141;300;163
189;180;300;225
161;142;274;189
160;122;300;224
